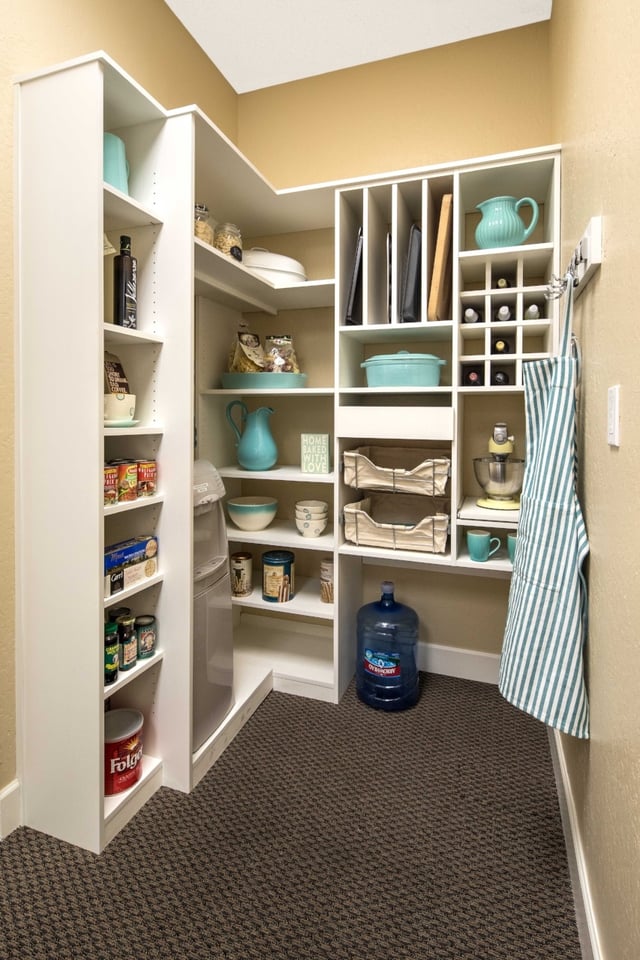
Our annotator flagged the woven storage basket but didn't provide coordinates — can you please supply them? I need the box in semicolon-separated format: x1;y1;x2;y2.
343;446;450;496
343;494;449;554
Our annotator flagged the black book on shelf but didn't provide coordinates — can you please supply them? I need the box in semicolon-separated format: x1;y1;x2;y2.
344;227;363;325
400;223;421;322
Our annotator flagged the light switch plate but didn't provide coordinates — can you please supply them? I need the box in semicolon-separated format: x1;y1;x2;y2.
607;384;620;446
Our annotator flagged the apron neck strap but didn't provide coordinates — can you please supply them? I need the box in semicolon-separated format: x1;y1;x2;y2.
559;271;575;357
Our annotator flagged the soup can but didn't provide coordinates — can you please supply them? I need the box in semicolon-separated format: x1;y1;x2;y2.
262;550;295;603
104;708;144;796
135;615;157;659
231;551;253;597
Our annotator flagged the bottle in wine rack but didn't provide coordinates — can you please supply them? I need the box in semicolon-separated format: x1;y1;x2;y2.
524;303;541;320
491;368;511;386
463;366;484;387
463;306;482;323
492;336;511;354
495;276;512;289
114;235;137;328
494;304;512;323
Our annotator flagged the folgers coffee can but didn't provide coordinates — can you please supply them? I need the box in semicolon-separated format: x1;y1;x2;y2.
262;550;295;603
231;551;253;597
104;708;144;796
135;615;157;659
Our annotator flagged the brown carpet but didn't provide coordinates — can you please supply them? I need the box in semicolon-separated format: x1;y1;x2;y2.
0;674;582;959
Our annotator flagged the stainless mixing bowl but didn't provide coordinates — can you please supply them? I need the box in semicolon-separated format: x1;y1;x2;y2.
473;456;525;500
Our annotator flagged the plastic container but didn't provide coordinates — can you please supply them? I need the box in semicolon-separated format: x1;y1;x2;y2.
356;581;419;711
361;350;445;387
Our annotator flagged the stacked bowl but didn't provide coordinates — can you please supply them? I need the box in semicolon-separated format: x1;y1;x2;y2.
295;500;328;538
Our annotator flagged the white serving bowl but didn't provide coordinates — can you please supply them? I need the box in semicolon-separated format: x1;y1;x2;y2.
295;516;328;538
226;496;278;531
296;500;328;512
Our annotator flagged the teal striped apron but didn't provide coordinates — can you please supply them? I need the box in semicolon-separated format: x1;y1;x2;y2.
499;277;590;738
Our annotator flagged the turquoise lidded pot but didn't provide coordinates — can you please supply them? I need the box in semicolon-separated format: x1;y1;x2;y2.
475;195;539;249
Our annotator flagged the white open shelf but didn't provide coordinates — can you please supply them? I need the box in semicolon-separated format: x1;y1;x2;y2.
226;519;335;551
231;575;334;620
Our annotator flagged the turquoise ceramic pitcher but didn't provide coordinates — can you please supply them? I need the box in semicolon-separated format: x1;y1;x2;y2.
475;195;539;249
226;401;278;471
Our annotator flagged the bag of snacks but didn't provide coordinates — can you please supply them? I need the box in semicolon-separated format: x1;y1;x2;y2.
264;335;300;373
227;331;267;373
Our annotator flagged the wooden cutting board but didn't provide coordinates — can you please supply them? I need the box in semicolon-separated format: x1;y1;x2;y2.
427;194;453;322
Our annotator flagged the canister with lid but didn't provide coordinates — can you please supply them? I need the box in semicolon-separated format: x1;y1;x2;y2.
231;551;253;597
135;615;157;659
320;556;334;604
194;203;214;245
262;550;295;603
214;222;243;261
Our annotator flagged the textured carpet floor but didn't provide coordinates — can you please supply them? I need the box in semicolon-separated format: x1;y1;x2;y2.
0;674;582;960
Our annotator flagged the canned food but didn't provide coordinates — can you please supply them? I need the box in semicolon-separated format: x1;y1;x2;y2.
104;621;119;685
116;460;137;502
137;460;157;498
104;466;118;506
108;606;131;623
116;614;137;670
231;551;253;597
104;708;144;796
262;550;295;603
135;615;157;659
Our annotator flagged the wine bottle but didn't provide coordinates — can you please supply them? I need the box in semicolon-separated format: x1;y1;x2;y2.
491;369;510;386
494;304;512;323
114;235;137;328
463;307;482;323
492;337;511;354
495;276;511;289
463;366;484;386
524;303;541;320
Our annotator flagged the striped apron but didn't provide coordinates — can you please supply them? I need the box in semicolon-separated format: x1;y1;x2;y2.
499;278;590;738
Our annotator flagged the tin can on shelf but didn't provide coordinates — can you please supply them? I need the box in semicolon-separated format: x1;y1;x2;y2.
231;551;253;597
115;460;137;502
320;556;334;604
137;460;157;498
135;615;157;659
104;465;118;506
104;708;144;796
116;613;137;670
262;550;295;603
104;621;119;685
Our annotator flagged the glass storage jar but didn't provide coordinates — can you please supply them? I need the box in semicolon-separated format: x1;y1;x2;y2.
214;222;243;261
194;203;214;245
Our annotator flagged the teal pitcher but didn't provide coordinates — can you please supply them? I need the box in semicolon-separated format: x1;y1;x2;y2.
475;195;539;249
226;401;278;470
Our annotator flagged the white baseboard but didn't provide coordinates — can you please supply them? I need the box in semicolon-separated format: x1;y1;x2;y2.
0;780;21;839
419;640;500;685
548;729;602;960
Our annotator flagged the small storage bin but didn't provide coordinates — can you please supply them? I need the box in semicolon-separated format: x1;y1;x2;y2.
343;446;450;496
343;494;449;554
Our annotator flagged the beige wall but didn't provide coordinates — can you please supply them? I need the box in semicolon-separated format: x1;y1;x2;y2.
2;6;638;958
549;2;640;958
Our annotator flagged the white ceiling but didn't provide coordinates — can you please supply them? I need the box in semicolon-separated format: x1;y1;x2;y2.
164;0;552;94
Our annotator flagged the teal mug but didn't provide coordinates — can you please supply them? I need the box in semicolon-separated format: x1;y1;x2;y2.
103;133;129;194
467;529;501;562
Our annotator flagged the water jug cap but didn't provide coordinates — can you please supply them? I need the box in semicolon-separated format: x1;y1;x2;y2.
381;580;394;595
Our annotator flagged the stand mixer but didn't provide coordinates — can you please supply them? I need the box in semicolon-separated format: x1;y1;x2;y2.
473;422;525;510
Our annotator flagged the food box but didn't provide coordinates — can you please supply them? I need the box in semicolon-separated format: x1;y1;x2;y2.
343;494;449;553
360;351;446;387
243;248;307;286
343;446;450;496
104;535;158;596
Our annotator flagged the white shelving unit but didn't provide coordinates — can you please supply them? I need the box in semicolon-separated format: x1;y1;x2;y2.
15;51;560;852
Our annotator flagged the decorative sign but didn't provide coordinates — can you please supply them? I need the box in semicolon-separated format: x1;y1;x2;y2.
301;434;331;474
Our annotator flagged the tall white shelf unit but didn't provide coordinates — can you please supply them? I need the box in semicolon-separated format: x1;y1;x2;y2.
15;52;560;852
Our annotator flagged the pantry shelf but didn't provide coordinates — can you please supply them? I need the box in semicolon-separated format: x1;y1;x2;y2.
103;650;164;699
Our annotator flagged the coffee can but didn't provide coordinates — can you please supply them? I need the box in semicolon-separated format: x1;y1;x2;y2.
135;615;157;659
262;550;295;603
231;551;253;597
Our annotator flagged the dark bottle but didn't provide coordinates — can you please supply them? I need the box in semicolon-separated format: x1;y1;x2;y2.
463;306;482;323
356;581;419;711
495;276;512;289
114;235;137;328
494;304;512;323
491;368;511;386
492;336;511;354
463;366;484;386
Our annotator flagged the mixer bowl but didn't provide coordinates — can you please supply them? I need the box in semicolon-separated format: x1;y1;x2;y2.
473;457;525;500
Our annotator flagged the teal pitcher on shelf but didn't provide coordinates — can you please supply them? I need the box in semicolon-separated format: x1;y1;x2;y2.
226;401;278;470
475;195;539;249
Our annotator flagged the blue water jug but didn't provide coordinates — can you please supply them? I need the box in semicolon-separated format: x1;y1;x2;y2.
356;581;419;711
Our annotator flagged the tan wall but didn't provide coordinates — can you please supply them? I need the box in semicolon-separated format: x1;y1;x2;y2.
549;2;640;958
238;23;552;187
0;0;236;790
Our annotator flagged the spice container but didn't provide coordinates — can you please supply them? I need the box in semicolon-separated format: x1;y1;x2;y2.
194;203;214;245
214;222;243;261
231;551;253;597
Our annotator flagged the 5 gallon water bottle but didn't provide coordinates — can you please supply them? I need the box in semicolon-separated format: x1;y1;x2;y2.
356;581;419;711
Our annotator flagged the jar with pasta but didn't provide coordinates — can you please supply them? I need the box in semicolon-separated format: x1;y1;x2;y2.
214;222;243;261
194;204;214;245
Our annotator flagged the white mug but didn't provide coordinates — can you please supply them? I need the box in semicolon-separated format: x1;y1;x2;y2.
104;393;136;422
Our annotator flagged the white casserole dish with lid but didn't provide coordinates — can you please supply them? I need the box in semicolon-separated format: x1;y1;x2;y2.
243;248;307;286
